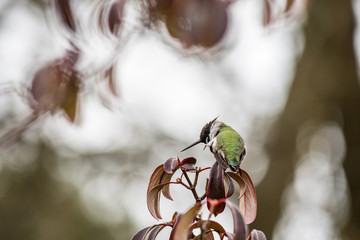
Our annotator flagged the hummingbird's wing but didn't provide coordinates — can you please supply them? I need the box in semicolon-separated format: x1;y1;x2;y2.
213;150;229;170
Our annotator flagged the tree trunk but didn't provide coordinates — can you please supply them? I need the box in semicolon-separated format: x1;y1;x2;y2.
254;0;360;239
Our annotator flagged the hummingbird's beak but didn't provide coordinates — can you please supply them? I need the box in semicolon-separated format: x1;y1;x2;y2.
181;139;202;152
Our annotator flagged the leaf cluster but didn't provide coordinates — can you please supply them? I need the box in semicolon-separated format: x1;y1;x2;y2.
133;156;266;240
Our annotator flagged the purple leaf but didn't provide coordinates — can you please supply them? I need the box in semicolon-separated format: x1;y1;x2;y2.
238;169;257;225
131;224;168;240
147;165;166;195
227;172;247;199
160;172;174;200
147;225;166;240
131;226;151;240
226;200;246;240
180;157;197;171
147;165;167;220
147;182;174;220
147;180;177;220
164;156;180;174
169;203;202;240
180;157;196;165
189;220;226;239
147;162;177;217
246;229;267;240
206;162;226;216
224;172;235;198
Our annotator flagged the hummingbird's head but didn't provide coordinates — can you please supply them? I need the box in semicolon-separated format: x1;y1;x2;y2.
181;117;219;152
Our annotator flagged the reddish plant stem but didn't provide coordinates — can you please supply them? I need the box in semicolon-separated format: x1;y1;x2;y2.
181;168;200;202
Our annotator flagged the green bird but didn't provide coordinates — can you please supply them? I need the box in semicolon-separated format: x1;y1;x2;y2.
181;117;246;171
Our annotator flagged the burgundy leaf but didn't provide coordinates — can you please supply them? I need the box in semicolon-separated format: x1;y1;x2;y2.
206;162;226;216
160;172;174;200
224;172;235;198
169;203;202;240
131;224;168;240
180;157;196;165
108;0;125;35
226;200;246;240
147;163;176;205
147;225;166;240
189;220;226;239
181;164;196;171
147;165;166;195
180;157;197;171
227;172;247;199
164;156;180;174
147;180;178;220
147;183;168;220
238;169;257;225
55;0;76;32
131;226;151;240
246;229;267;240
147;164;167;220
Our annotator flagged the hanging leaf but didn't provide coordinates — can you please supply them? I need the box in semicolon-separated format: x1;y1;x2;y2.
169;203;202;240
238;169;257;225
147;225;167;240
161;172;174;200
206;162;226;216
227;172;247;199
224;172;235;198
147;164;168;219
131;224;168;240
246;229;267;240
226;200;246;240
147;165;166;195
131;226;151;240
147;183;173;220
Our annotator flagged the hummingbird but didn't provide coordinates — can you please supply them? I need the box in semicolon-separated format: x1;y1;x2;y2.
181;117;246;171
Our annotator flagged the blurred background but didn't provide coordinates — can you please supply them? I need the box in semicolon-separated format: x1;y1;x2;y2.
0;0;359;239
